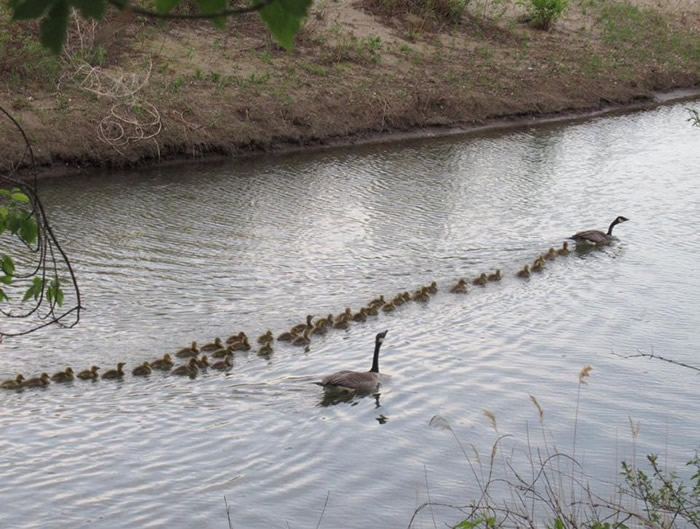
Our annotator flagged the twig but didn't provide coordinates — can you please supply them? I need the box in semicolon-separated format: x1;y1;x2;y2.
314;491;330;529
224;495;233;529
423;464;438;529
611;348;699;373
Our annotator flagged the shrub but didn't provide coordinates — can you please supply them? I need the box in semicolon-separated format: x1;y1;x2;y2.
523;0;568;30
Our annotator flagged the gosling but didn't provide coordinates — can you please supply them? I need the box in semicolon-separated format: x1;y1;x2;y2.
132;362;152;377
51;367;75;383
102;362;126;380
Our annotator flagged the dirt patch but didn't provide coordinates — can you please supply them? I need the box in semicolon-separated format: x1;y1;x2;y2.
0;0;698;175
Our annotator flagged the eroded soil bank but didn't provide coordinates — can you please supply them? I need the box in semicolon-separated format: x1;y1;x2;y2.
1;0;698;175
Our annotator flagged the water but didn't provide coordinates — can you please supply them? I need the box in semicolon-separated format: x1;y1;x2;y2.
1;102;698;528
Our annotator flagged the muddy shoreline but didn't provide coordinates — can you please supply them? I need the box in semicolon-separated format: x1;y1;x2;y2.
10;86;699;181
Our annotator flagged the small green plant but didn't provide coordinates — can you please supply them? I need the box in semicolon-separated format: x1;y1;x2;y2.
687;108;700;128
620;453;700;528
194;69;204;81
520;0;568;30
209;71;221;83
170;77;185;93
249;72;270;84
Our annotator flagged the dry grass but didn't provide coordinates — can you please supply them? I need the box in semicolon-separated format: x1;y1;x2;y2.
413;366;699;529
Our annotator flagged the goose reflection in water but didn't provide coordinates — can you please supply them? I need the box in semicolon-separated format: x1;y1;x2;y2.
318;390;383;410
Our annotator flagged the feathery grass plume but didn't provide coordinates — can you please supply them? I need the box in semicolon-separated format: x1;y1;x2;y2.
470;443;482;467
529;394;544;423
628;416;640;439
483;409;498;432
578;364;593;384
428;415;452;431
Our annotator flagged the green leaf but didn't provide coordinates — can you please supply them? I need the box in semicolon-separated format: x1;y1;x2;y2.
0;276;12;285
71;0;106;19
156;0;180;12
257;0;312;50
10;191;29;203
1;255;15;276
0;288;8;302
22;277;43;302
0;206;8;219
40;0;69;54
11;0;55;20
19;217;39;245
56;286;64;306
196;0;227;28
0;189;9;197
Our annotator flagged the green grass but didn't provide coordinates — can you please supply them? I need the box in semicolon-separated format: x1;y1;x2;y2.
598;2;700;67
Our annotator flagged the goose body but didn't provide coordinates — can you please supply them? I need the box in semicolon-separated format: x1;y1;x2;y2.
318;330;388;393
175;341;199;358
102;363;126;380
487;269;502;282
571;216;629;245
212;346;234;358
172;358;198;377
229;337;250;351
450;279;468;294
51;367;75;383
257;331;273;344
532;257;545;272
77;366;100;380
1;374;25;389
226;332;248;345
151;354;174;370
412;287;430;303
23;373;51;388
201;338;223;353
291;315;314;335
257;343;274;357
472;273;488;286
352;308;368;322
211;354;233;370
132;362;152;376
277;329;297;342
516;265;531;278
292;329;312;347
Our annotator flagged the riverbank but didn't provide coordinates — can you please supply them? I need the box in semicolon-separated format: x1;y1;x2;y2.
1;0;698;175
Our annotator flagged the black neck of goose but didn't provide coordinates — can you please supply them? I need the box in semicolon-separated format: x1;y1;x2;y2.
607;218;620;235
370;340;382;373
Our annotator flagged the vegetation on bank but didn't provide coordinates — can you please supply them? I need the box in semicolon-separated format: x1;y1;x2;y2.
411;368;700;529
0;0;698;172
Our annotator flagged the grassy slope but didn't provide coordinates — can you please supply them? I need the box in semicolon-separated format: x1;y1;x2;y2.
0;0;698;172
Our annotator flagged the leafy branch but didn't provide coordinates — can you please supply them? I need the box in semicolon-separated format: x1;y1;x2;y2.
8;0;312;53
0;104;82;338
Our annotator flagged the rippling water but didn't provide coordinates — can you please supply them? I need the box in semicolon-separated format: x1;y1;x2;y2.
1;102;699;528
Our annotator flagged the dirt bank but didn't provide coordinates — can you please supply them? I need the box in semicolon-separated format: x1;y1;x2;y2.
1;0;698;175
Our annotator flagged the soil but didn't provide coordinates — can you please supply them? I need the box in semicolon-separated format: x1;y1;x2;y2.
0;0;698;176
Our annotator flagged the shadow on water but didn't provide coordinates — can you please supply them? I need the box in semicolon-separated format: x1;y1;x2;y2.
317;389;383;410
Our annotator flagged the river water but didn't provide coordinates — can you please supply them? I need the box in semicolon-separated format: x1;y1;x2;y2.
1;102;698;528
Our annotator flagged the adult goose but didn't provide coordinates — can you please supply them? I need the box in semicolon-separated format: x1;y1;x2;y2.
570;216;629;245
317;330;388;394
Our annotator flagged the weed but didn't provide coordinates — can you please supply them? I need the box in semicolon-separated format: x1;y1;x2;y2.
170;77;185;93
519;0;568;30
249;72;270;84
411;367;700;529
